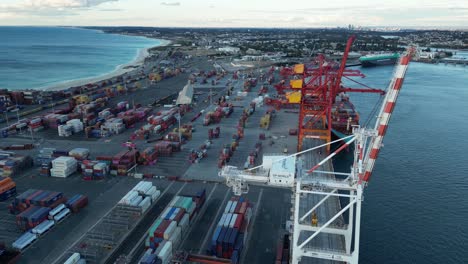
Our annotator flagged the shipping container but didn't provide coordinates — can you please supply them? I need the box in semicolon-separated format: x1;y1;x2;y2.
31;219;55;236
12;232;37;251
63;253;81;264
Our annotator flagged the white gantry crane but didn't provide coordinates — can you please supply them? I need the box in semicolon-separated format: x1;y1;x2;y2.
219;49;414;264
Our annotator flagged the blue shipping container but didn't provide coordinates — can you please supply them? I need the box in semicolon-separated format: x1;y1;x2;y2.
66;194;81;207
231;250;239;264
229;229;238;247
164;207;176;220
223;228;233;256
0;186;16;201
216;227;227;257
234;233;244;251
211;226;222;252
32;191;51;204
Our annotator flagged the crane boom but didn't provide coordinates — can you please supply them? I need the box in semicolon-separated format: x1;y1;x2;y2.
360;50;413;182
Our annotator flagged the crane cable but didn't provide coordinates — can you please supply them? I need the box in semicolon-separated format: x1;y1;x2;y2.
363;73;394;127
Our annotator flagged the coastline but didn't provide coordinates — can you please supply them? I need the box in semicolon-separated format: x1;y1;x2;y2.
41;38;172;92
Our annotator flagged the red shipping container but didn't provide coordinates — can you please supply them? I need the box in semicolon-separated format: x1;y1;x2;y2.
234;214;243;229
25;190;43;205
70;196;88;213
239;202;247;215
173;208;186;223
154;220;171;238
234;202;242;213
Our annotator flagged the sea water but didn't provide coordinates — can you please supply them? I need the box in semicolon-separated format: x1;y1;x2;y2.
0;26;161;90
338;62;468;264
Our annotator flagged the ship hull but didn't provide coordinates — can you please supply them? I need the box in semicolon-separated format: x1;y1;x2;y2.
360;57;398;67
331;129;353;142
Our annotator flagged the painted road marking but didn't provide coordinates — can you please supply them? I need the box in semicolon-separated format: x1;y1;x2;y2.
198;186;231;254
51;181;176;264
240;188;264;264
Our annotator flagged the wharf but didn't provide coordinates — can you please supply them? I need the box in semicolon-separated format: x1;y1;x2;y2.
299;139;346;263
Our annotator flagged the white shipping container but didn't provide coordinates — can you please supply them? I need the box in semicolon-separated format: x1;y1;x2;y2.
225;201;233;213
12;232;37;251
120;191;139;205
151;190;161;202
163;221;177;240
133;181;152;194
168;226;182;249
145;186;157;196
179;213;189;234
63;253;81;264
229;214;238;228
169;196;180;207
32;220;55;235
223;213;232;227
49;204;66;218
187;202;196;215
153;125;162;133
218;214;227;227
161;207;171;220
139;197;151;213
54;208;71;222
157;241;173;264
154;240;166;256
129;195;143;207
52;156;77;166
230;201;238;213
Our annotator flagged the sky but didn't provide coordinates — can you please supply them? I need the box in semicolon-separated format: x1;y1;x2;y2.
0;0;467;28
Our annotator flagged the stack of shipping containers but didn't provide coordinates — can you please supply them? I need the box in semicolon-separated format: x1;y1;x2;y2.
210;196;253;264
139;189;206;264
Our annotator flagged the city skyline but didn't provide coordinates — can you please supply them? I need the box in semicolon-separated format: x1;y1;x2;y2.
0;0;467;29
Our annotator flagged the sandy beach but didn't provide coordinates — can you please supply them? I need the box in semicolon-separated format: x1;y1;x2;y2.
42;39;172;92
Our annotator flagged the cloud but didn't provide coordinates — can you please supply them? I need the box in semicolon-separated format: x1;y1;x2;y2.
0;0;118;15
98;8;122;12
161;2;180;6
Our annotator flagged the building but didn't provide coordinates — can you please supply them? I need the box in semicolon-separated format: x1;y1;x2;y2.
218;47;240;54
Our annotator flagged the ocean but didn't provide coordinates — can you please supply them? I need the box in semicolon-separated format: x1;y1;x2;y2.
337;62;468;264
0;26;161;90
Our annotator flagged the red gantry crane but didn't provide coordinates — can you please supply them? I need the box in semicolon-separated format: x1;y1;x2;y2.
274;36;386;152
220;44;415;263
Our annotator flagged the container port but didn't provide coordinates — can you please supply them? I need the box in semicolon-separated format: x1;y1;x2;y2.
0;34;416;264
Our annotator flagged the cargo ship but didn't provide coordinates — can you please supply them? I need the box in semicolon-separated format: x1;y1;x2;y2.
331;93;359;141
359;53;399;67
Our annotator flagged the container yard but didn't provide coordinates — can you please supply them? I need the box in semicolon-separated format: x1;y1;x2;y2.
0;60;303;264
